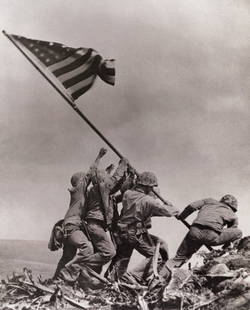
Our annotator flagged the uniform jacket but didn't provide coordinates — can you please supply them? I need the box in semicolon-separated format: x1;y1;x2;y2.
85;158;128;226
63;176;89;228
118;188;178;233
178;198;238;233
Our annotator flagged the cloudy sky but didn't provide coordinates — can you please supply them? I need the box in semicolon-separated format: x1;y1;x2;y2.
1;0;250;255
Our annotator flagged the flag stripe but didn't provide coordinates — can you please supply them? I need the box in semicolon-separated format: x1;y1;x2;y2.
62;69;95;88
99;75;115;85
71;84;93;100
52;49;93;77
48;48;89;72
62;56;101;88
48;55;80;72
100;59;115;69
98;62;115;85
56;57;96;83
67;76;96;94
101;67;115;75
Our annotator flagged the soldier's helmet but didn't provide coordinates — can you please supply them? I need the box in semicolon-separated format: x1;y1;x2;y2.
220;194;238;211
136;171;158;187
70;171;86;187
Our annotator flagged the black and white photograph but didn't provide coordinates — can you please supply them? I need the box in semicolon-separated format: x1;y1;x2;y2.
1;1;250;309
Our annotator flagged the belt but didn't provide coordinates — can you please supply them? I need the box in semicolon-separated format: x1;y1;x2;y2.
118;222;148;234
192;223;221;234
86;218;108;230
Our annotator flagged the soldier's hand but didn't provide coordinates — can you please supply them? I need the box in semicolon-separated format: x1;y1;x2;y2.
105;163;115;174
127;165;137;175
175;212;182;219
120;157;129;166
163;199;174;207
98;147;107;157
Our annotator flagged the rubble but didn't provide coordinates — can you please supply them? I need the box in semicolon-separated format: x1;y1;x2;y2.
1;237;250;310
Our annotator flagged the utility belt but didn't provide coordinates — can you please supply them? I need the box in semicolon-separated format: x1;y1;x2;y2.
118;221;149;235
192;223;221;234
48;219;64;251
114;222;149;246
86;218;109;231
63;223;81;238
63;221;92;241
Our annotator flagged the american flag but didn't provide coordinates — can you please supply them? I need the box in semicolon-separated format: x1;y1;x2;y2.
9;34;115;101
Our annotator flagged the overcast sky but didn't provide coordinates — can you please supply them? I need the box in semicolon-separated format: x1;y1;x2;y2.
1;0;250;255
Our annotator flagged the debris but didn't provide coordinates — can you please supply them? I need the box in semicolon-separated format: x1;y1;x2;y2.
1;237;250;309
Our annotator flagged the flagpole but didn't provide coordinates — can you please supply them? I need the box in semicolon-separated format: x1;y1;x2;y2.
3;30;212;248
2;30;123;159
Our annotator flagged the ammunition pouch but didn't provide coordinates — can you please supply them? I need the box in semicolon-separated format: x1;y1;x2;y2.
63;224;79;238
48;219;64;251
116;221;148;244
134;222;148;234
86;218;108;231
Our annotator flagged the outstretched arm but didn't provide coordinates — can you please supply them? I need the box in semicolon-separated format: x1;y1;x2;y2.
86;147;107;181
109;157;130;193
177;205;195;220
146;196;179;217
93;147;107;168
177;198;216;220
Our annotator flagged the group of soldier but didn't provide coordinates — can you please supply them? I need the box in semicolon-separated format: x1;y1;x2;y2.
48;148;243;289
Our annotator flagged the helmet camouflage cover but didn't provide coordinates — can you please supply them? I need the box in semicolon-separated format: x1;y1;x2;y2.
220;194;238;211
70;171;86;187
136;171;158;187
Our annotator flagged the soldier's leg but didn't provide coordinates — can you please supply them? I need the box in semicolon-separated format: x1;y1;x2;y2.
86;222;116;272
166;227;203;269
105;241;134;281
59;230;94;282
148;235;172;284
149;234;169;261
127;234;171;289
53;239;77;279
128;233;157;282
211;227;243;247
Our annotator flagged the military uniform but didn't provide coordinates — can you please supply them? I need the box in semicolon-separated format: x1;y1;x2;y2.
60;158;128;280
169;197;242;268
107;188;179;282
53;172;94;279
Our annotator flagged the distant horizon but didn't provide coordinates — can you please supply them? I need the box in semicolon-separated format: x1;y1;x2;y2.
0;238;48;242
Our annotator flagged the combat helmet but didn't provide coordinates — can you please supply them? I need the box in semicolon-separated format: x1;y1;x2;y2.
220;194;238;212
70;171;86;187
136;171;158;187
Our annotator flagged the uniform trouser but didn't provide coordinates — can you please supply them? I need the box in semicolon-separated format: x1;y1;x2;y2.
106;232;169;283
167;225;242;269
59;222;116;282
53;238;77;279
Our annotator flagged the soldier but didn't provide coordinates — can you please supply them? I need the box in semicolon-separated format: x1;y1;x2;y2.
52;148;107;280
59;155;129;282
106;171;179;285
167;194;243;268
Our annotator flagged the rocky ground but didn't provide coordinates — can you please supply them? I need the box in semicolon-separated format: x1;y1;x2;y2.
1;236;250;310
